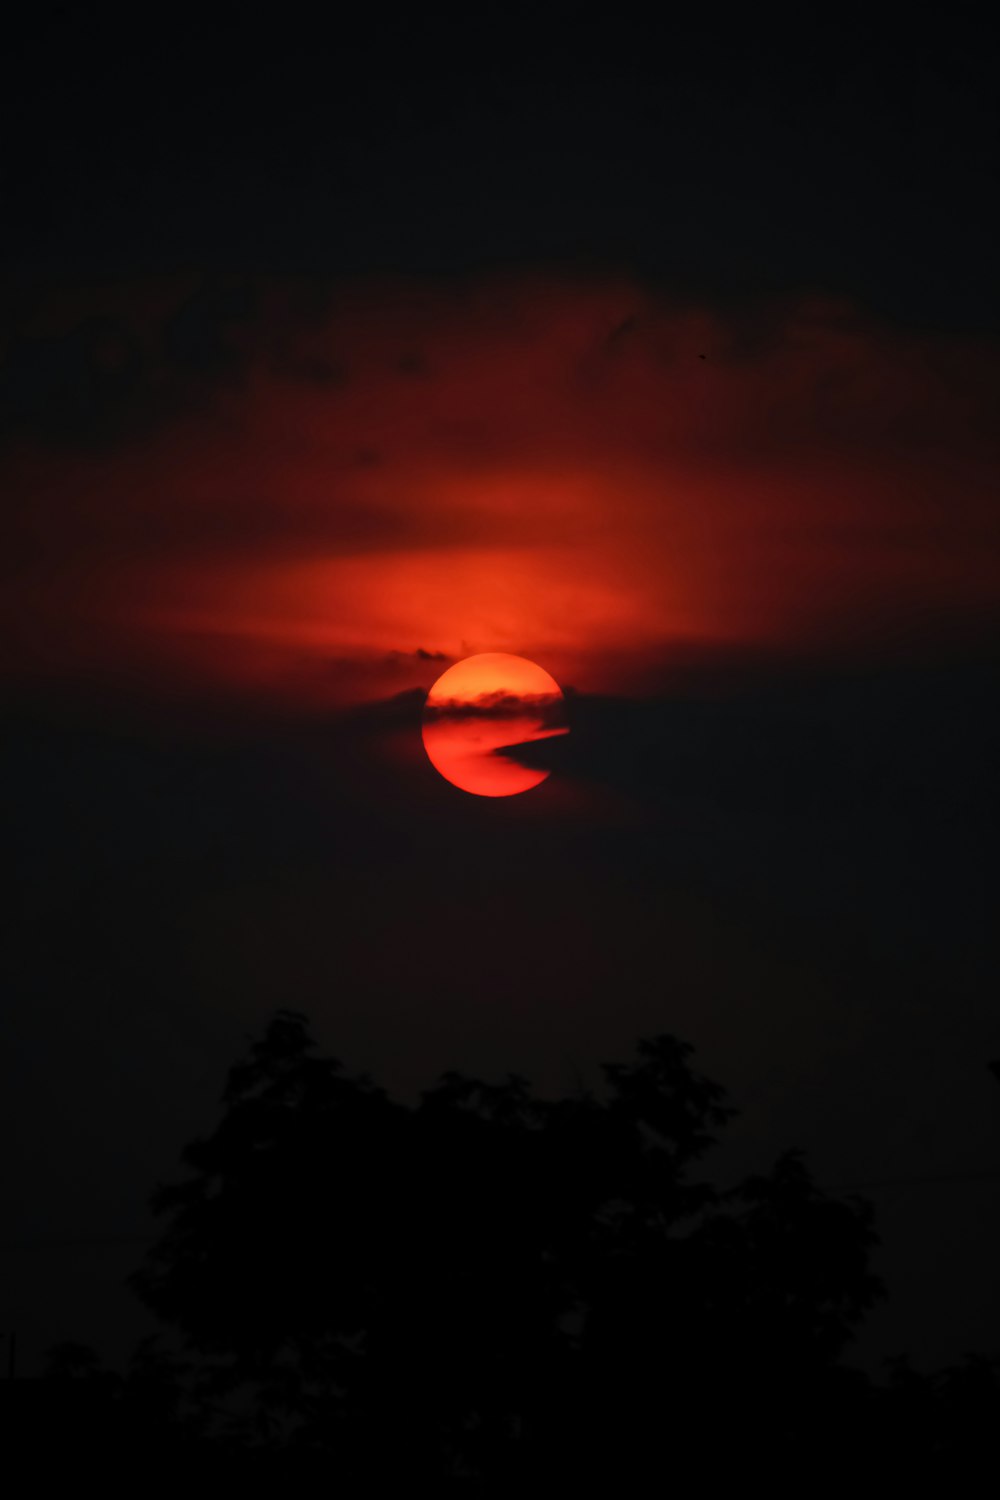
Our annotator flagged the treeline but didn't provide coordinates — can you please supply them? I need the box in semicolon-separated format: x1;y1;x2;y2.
23;1013;1000;1487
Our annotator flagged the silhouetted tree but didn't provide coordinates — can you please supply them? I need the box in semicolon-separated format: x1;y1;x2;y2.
126;1011;897;1485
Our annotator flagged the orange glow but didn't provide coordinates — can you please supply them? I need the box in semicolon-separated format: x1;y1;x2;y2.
2;276;998;707
422;654;568;797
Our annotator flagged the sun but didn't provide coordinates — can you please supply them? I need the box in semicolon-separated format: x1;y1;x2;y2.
422;653;569;797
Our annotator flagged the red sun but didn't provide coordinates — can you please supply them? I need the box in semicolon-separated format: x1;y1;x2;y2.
422;653;569;797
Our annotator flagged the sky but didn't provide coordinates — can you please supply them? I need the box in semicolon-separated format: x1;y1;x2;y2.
2;9;999;1376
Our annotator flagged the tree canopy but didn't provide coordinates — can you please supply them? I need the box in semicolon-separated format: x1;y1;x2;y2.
125;1011;901;1485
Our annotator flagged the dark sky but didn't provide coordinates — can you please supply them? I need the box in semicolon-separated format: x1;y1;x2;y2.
1;9;998;1376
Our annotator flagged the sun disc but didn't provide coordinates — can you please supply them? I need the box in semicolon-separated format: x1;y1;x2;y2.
422;652;568;797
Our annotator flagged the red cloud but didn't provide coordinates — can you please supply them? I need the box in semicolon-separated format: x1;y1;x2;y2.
2;276;997;706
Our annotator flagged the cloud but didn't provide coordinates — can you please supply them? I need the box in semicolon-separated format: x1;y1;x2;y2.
1;274;997;703
424;691;568;728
